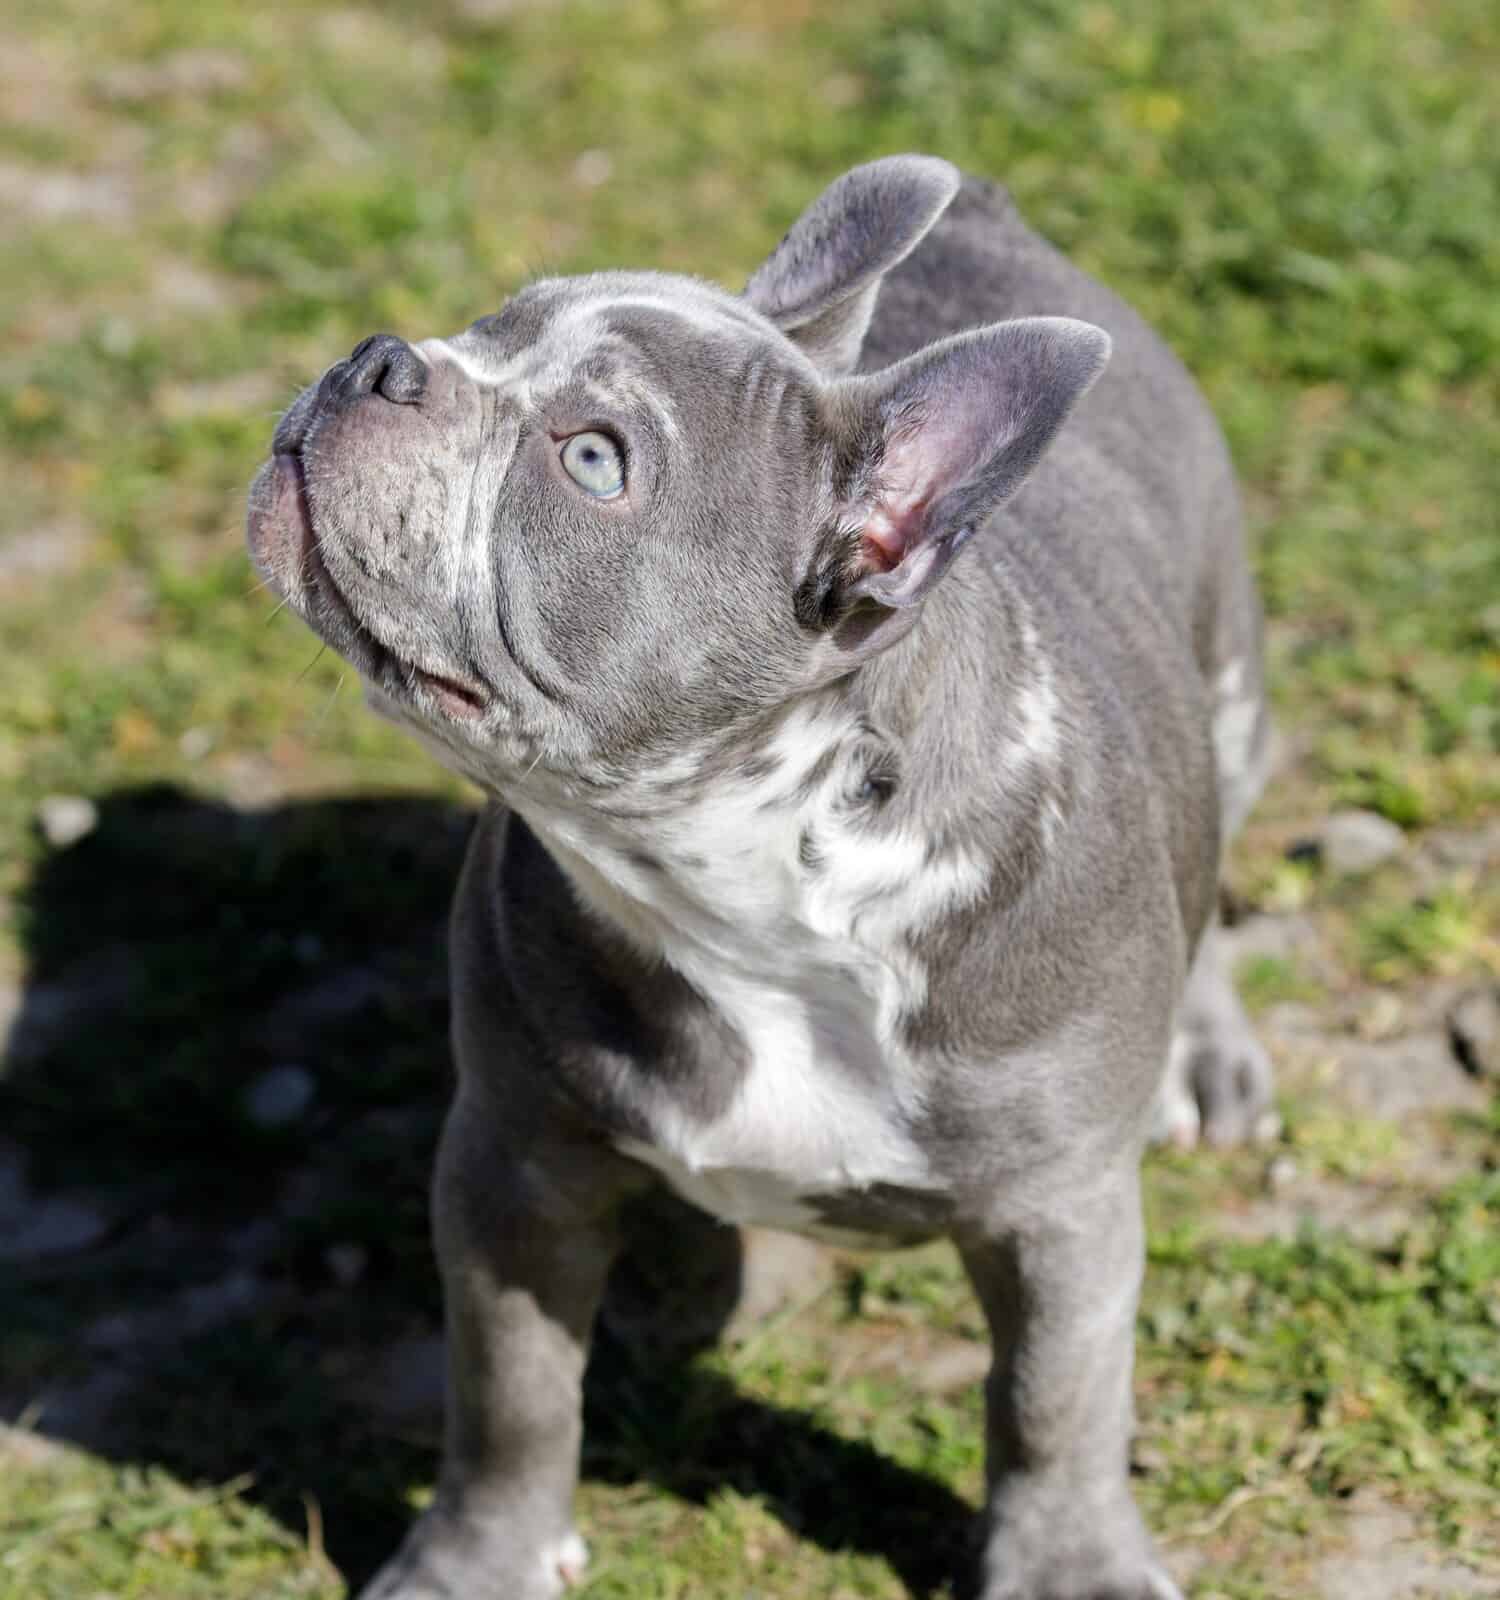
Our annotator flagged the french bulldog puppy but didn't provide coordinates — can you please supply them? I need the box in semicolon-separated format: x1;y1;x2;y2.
247;155;1274;1600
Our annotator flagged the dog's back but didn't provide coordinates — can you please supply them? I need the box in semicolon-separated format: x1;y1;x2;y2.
872;173;1271;856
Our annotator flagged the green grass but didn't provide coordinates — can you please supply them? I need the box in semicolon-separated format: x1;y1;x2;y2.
0;1441;340;1600
1;0;1497;1595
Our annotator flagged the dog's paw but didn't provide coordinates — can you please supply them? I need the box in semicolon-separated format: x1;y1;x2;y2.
1152;1031;1205;1148
974;1483;1186;1600
981;1572;1182;1600
1190;1025;1278;1149
356;1512;587;1600
1155;970;1278;1151
978;1552;1184;1600
1155;1026;1278;1150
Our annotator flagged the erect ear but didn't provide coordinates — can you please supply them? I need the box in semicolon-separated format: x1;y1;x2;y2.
800;318;1111;641
744;155;960;376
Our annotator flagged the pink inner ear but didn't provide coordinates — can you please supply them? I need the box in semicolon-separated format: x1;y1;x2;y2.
859;425;954;573
861;497;927;571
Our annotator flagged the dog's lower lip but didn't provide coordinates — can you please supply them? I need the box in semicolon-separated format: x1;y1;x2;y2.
273;450;317;573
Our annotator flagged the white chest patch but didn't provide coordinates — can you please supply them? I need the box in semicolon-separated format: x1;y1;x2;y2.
514;697;991;1234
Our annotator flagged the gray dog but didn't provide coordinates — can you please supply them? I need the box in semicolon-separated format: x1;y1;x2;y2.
247;156;1275;1600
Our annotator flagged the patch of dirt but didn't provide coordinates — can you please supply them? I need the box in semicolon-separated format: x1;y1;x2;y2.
94;49;252;106
1314;1488;1497;1599
827;1320;991;1396
1260;999;1489;1120
0;160;138;224
1415;821;1500;876
1213;1165;1450;1245
0;33;87;132
0;520;96;587
1221;910;1344;989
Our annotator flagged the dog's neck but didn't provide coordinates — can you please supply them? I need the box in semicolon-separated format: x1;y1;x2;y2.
506;582;1068;1025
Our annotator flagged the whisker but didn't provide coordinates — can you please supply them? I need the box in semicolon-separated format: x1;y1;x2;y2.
313;672;346;736
295;643;328;683
254;549;315;608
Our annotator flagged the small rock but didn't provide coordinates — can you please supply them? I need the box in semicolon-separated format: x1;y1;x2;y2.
0;1193;111;1260
0;520;92;582
179;1269;264;1331
1327;1032;1487;1120
572;149;613;188
325;1242;368;1287
178;725;215;760
243;1064;316;1128
79;1276;271;1355
1265;1154;1299;1193
1448;986;1500;1080
1318;809;1405;875
0;160;136;223
36;793;98;849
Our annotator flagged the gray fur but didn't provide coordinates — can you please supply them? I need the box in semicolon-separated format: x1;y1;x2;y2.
247;155;1274;1599
746;153;960;374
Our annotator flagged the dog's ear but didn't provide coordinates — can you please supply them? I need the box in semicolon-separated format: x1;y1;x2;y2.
744;155;960;376
799;318;1111;648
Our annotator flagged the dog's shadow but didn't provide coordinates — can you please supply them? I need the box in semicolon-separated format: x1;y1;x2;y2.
0;783;972;1596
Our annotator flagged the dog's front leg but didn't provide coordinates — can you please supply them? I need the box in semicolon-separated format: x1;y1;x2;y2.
359;1093;638;1600
959;1161;1182;1600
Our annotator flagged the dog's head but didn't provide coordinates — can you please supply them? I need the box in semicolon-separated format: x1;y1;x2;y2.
247;156;1108;792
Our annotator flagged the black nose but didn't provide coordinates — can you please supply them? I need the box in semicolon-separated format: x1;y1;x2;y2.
343;333;427;404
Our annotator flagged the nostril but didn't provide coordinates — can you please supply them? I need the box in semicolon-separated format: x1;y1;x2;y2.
344;333;427;405
377;346;427;404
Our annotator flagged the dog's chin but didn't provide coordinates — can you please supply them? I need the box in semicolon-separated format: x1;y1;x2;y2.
246;452;490;724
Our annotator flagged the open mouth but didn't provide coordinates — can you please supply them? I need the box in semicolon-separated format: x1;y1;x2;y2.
271;451;489;721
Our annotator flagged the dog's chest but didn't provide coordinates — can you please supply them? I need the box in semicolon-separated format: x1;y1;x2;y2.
615;956;934;1238
522;702;991;1236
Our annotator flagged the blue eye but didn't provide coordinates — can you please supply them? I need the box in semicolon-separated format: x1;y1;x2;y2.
560;431;625;499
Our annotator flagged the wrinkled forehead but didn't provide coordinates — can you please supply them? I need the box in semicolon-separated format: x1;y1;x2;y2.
421;271;813;429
